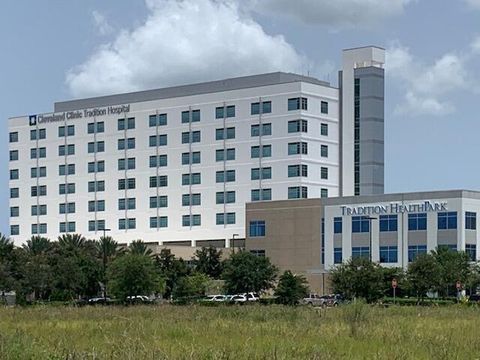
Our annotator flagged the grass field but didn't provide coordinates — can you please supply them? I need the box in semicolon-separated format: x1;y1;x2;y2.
1;304;480;359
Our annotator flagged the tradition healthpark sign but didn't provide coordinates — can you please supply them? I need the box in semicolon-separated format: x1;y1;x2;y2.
341;201;448;216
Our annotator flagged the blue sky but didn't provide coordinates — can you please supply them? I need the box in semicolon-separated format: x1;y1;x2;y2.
1;0;480;234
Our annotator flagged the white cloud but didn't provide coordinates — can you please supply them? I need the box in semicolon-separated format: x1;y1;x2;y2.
67;0;311;98
465;0;480;9
387;43;469;116
92;10;113;36
471;36;480;54
248;0;414;28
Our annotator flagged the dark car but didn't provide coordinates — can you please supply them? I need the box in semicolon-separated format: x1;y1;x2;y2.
469;294;480;302
88;297;112;305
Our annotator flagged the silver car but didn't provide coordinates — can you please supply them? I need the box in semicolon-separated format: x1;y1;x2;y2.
301;293;325;306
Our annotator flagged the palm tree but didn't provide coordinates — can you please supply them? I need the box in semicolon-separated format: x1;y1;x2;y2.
22;236;52;256
96;236;122;299
129;240;153;257
0;234;14;260
57;233;86;251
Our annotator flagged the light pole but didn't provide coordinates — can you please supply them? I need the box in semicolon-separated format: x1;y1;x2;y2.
366;217;377;262
231;234;239;254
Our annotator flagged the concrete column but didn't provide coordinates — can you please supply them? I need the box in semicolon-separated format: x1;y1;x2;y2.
427;212;437;252
458;201;466;252
343;216;352;261
371;219;380;262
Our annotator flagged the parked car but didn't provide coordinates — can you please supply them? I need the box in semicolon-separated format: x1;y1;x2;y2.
203;295;226;302
302;293;325;306
88;297;112;305
126;295;152;304
469;294;480;302
321;294;345;307
232;293;259;303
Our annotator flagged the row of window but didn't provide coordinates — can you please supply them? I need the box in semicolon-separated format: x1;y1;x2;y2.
332;212;476;234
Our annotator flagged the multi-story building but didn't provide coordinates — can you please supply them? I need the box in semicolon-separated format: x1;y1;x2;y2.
8;46;385;246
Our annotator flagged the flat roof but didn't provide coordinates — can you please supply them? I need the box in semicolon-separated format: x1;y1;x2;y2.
54;72;330;112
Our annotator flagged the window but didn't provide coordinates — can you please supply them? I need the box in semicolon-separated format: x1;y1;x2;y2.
216;148;235;161
30;147;46;159
149;114;167;127
87;121;104;134
88;181;105;192
216;213;236;225
380;215;398;232
288;164;308;178
182;214;201;227
31;167;47;178
251;189;272;201
30;128;46;140
321;123;328;136
149;134;168;147
288;120;308;133
466;244;476;261
181;131;201;144
182;152;201;165
118;178;136;190
251;167;272;180
31;205;47;216
321;145;328;158
288;186;308;199
58;144;75;156
352;247;370;259
150;155;168;168
251;145;271;158
150;216;168;228
149;175;168;188
182;173;201;185
10;132;18;142
58;125;75;137
118;157;136;170
333;248;342;264
9;150;19;161
408;245;427;262
216;170;236;183
59;202;75;214
249;220;265;237
88;220;106;232
334;217;342;234
10;207;19;217
352;216;370;233
10;188;19;198
30;186;46;197
118;138;136;150
379;246;398;263
321;101;329;114
321;167;329;180
251;101;271;115
438;212;457;230
251;123;272;137
250;250;266;257
10;169;19;180
59;222;76;233
288;142;308;155
216;191;236;204
215;105;235;119
150;196;168;208
59;183;75;195
10;225;19;235
288;97;307;111
88;200;106;212
216;127;235;140
119;218;136;230
182;193;201;206
88;161;104;173
88;141;105;153
118;198;136;210
118;117;135;130
181;109;200;123
32;223;47;235
321;188;329;198
408;213;427;231
466;212;477;230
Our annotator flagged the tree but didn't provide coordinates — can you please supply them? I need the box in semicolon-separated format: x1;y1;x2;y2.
274;270;309;305
432;247;471;297
58;233;86;252
0;235;16;294
222;251;278;294
155;249;190;298
193;247;223;279
107;254;162;301
407;253;442;302
22;236;52;256
129;240;153;257
330;257;384;303
96;236;123;298
172;273;210;299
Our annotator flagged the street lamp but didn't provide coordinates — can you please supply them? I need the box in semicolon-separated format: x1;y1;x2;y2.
101;228;111;240
366;217;377;262
231;234;239;254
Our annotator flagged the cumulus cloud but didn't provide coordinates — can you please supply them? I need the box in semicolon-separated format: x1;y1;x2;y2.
387;43;469;116
248;0;414;28
465;0;480;9
92;10;113;36
471;36;480;54
67;0;311;98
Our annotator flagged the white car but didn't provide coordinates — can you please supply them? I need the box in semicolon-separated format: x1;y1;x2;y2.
204;295;226;302
232;293;259;303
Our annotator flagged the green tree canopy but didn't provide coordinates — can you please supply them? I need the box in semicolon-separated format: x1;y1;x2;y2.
274;270;309;305
432;247;471;297
172;273;210;299
155;249;191;298
193;247;223;279
407;253;442;301
129;240;153;257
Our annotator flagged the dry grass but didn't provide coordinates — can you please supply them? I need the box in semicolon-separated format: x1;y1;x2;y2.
1;304;480;359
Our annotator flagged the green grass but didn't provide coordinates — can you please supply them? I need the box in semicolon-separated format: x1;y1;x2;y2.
1;304;480;359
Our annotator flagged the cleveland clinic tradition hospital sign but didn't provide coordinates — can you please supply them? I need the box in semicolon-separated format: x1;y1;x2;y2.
341;201;448;216
29;104;131;125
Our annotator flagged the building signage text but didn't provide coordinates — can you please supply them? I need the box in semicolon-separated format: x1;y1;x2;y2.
341;201;448;216
29;104;130;125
